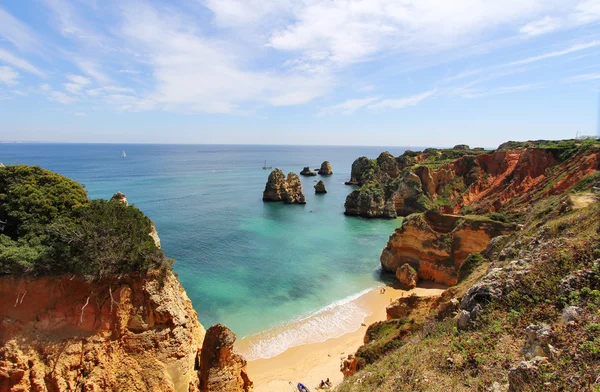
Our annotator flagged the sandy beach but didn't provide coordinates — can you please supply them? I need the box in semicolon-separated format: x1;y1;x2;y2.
237;283;446;392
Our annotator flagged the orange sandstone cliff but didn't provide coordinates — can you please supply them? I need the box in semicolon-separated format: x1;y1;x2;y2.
345;143;600;218
380;211;512;286
0;270;205;392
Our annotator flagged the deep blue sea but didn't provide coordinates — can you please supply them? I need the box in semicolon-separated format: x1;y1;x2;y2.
0;143;408;357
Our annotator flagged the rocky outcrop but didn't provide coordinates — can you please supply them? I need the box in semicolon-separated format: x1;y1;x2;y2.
300;167;317;176
318;161;333;175
150;222;162;249
344;183;397;219
386;295;439;320
262;169;306;204
111;191;128;206
344;144;600;218
380;211;512;286
523;324;557;360
395;263;418;289
508;357;551;392
199;324;252;392
314;180;327;194
0;270;205;392
345;157;373;185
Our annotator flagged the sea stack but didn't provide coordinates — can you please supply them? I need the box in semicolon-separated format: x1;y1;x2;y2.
110;191;128;206
314;180;327;194
199;324;253;392
262;168;306;204
318;161;333;175
300;166;317;176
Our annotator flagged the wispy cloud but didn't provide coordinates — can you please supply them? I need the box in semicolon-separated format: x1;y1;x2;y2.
0;48;45;77
565;73;600;82
0;5;41;51
320;96;380;116
444;40;600;83
368;90;436;110
0;66;19;85
117;1;331;113
49;90;77;104
451;84;541;99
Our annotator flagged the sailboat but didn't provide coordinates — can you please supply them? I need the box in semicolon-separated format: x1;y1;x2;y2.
121;150;127;158
262;160;272;170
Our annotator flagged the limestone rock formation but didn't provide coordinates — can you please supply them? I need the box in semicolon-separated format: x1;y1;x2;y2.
314;180;327;194
0;270;205;392
523;324;557;360
318;161;333;175
111;191;128;206
345;157;372;185
199;324;252;392
300;167;317;176
508;357;551;392
344;143;600;218
262;169;306;204
150;222;162;249
344;183;397;219
380;211;512;286
395;263;418;289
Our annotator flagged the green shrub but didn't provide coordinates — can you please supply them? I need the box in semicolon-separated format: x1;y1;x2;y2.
0;165;167;277
459;252;487;281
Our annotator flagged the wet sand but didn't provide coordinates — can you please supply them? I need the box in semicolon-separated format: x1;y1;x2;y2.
238;283;446;392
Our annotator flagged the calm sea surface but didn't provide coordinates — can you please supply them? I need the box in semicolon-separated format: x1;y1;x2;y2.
0;143;409;343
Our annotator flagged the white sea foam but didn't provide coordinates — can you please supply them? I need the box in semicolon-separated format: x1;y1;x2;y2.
239;288;376;360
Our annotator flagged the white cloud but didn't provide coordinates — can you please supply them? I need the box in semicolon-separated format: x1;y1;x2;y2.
320;96;380;116
66;74;91;85
452;84;539;99
49;90;77;104
0;66;18;85
74;59;112;84
566;73;600;82
369;90;436;110
118;2;331;113
0;48;45;77
445;40;600;83
520;16;562;36
263;0;599;69
0;5;41;51
75;112;86;116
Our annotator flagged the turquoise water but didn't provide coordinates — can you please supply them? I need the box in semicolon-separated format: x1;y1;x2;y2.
0;144;406;345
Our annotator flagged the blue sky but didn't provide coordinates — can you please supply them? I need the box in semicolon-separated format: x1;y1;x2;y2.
0;0;599;146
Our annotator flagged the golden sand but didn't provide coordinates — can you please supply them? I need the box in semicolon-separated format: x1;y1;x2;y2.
237;283;446;392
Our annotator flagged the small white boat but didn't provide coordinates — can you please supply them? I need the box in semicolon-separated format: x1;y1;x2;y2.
121;151;127;158
262;160;272;170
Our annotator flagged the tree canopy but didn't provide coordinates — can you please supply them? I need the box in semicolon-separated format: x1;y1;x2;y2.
0;165;168;277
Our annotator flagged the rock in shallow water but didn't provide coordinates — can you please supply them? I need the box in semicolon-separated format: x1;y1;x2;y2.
300;166;317;176
262;169;306;204
314;180;327;193
318;161;333;175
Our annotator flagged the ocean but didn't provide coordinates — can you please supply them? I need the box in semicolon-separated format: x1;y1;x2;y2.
0;143;408;358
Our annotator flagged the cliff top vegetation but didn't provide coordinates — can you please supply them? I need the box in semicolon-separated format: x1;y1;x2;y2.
0;165;168;277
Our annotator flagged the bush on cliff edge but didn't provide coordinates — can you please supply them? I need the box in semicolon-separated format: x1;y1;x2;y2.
0;165;168;277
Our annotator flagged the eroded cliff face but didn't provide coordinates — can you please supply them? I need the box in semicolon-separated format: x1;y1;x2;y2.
345;146;600;218
0;270;205;392
380;211;512;286
199;324;252;392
